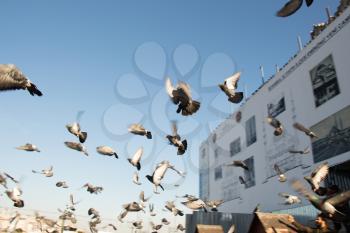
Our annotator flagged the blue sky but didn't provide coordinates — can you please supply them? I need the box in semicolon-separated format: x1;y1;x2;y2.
0;0;339;231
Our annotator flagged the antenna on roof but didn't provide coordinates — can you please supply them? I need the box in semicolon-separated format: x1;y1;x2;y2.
297;36;303;52
275;64;280;73
326;7;334;24
259;65;265;84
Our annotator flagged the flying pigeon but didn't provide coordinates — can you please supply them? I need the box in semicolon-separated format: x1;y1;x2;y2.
205;199;225;211
165;77;200;116
177;224;186;231
127;147;143;171
181;198;207;212
279;192;302;205
64;141;88;156
66;122;87;143
67;194;80;211
293;122;318;138
146;160;186;194
149;203;157;216
161;218;170;225
139;191;151;207
88;208;100;219
276;0;314;17
150;221;162;231
102;224;117;231
166;121;187;155
218;72;244;104
304;162;329;193
128;123;152;139
165;201;184;216
267;117;284;136
289;147;310;154
82;183;103;194
5;186;24;208
56;181;69;188
0;64;42;96
32;166;53;177
16;143;40;152
96;146;118;158
274;164;287;182
291;180;350;219
132;172;142;185
118;202;145;222
226;160;249;170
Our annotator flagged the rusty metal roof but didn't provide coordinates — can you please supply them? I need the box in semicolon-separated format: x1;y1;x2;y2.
196;224;224;233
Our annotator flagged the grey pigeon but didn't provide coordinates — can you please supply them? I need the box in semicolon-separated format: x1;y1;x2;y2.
96;146;118;158
276;0;314;17
16;143;40;152
66;122;87;143
64;141;88;156
128;123;152;139
165;77;200;116
267;117;284;136
166;121;187;155
0;64;42;96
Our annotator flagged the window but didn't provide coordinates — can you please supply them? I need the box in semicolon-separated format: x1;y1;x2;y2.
243;156;256;188
214;166;222;180
230;138;241;157
310;55;340;107
214;148;219;161
199;168;209;199
246;116;257;146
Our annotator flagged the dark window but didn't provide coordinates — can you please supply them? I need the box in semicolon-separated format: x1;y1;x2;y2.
214;166;222;180
246;116;257;146
230;138;241;157
243;156;256;188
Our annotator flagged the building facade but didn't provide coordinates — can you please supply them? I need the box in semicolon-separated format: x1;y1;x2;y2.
199;5;350;216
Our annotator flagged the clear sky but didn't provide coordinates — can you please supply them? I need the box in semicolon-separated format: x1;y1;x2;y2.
0;0;339;232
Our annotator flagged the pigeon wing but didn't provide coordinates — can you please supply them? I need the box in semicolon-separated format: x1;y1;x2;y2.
131;147;143;164
225;72;241;90
311;163;329;190
327;191;350;206
0;64;27;91
276;0;303;17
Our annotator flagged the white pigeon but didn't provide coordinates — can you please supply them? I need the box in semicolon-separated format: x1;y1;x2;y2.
218;72;244;103
0;64;42;96
127;147;143;171
128;123;152;139
132;172;142;185
146;161;186;194
5;186;24;207
279;193;302;205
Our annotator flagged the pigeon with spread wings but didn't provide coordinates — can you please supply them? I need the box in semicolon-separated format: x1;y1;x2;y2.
166;121;187;155
219;72;244;104
226;160;249;170
267;117;284;136
127;147;143;171
0;64;42;96
32;166;53;177
304;162;329;193
279;192;302;205
165;77;200;116
146;160;186;194
293;122;318;138
276;0;314;17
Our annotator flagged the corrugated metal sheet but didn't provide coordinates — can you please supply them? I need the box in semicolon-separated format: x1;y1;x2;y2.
185;212;254;233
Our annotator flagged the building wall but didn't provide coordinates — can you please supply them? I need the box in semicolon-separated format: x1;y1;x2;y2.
199;7;350;214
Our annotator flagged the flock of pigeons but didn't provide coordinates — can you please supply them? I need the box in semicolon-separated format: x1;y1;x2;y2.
0;64;246;232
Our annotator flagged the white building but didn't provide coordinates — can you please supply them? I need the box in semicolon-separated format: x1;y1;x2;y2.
199;4;350;216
